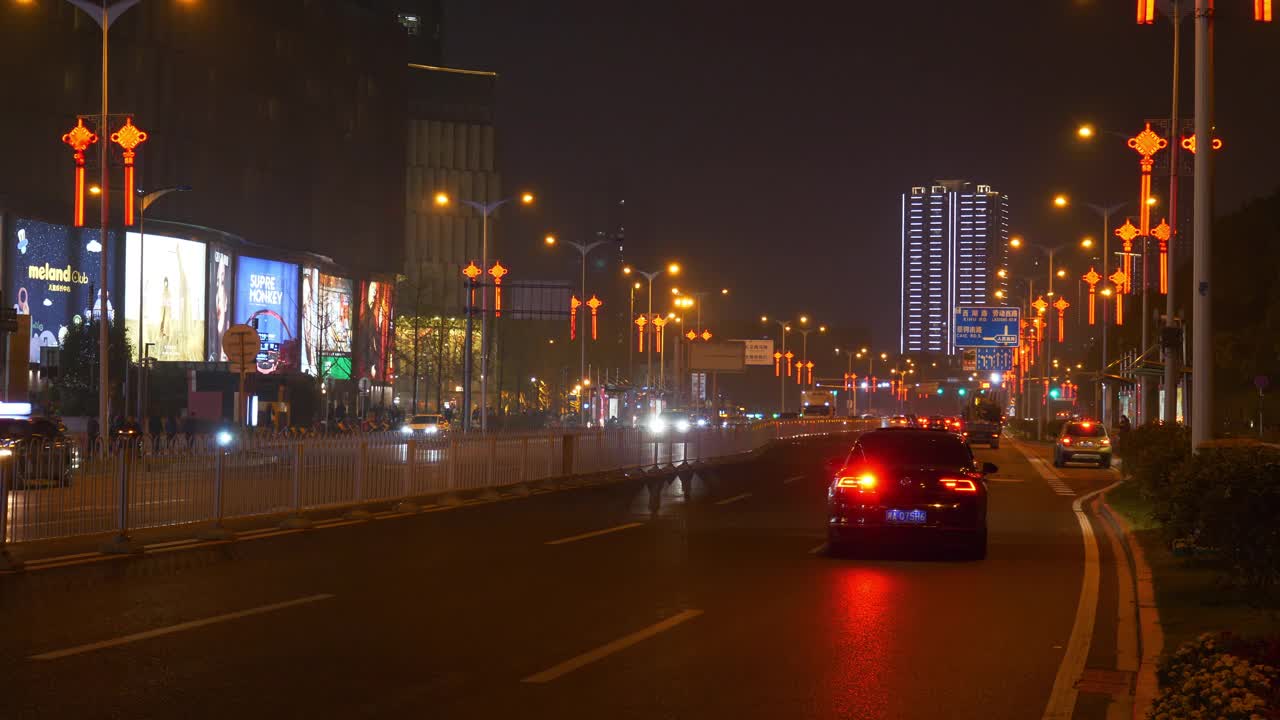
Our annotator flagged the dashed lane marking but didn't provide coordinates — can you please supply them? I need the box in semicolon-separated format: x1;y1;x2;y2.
714;492;753;506
545;522;645;546
522;609;704;683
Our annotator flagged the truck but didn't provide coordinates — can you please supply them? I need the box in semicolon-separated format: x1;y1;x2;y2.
962;399;1004;448
801;389;836;417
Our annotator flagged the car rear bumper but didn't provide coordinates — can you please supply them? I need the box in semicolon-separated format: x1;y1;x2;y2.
1060;450;1111;463
827;500;985;535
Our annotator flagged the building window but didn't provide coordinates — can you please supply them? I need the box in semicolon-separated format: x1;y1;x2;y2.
398;13;421;36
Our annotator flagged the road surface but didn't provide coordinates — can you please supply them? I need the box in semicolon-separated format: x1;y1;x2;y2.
0;432;1135;719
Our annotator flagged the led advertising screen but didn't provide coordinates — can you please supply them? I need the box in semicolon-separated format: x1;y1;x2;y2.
235;256;299;374
300;269;353;377
5;218;117;364
206;248;233;362
124;232;206;362
357;280;393;382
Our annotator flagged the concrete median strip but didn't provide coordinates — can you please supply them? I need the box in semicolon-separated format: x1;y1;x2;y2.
545;522;645;546
30;593;335;661
521;609;704;683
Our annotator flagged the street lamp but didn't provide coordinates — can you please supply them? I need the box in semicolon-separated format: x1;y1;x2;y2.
544;233;608;425
634;263;680;403
434;190;535;431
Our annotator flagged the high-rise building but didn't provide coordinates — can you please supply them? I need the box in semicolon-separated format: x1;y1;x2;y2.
899;181;1010;354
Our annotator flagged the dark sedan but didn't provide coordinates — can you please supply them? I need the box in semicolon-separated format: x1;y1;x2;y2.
827;428;995;559
0;417;77;489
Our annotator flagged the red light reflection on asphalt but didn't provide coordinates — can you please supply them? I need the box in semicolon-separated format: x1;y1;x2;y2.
822;569;895;718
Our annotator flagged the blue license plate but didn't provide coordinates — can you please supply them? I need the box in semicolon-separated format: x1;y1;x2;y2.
885;508;927;525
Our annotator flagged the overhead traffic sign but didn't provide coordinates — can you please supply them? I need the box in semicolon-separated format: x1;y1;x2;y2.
975;348;1016;371
954;307;1021;348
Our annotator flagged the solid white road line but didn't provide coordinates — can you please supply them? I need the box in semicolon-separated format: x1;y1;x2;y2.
986;477;1025;483
714;492;753;506
1040;481;1121;720
545;522;645;546
783;475;804;484
521;609;704;683
30;594;336;661
808;542;828;555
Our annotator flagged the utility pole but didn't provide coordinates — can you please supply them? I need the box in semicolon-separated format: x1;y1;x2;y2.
1190;0;1213;447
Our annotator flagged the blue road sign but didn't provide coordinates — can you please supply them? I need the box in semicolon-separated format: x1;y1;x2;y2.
975;348;1016;372
954;307;1021;348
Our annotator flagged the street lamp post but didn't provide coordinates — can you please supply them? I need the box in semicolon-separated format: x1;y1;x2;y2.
633;264;679;409
545;235;607;425
435;191;534;432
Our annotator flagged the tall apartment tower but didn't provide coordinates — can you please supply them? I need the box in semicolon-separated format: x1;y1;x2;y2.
899;181;1010;354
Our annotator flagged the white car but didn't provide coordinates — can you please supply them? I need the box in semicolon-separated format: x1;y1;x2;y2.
401;414;449;436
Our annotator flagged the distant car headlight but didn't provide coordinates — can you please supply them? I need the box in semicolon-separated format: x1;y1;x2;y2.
400;425;413;435
0;447;12;458
424;425;439;434
695;418;708;428
647;416;667;434
216;430;234;448
675;419;691;433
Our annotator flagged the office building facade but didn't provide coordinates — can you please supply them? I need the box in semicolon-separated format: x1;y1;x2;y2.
899;181;1009;354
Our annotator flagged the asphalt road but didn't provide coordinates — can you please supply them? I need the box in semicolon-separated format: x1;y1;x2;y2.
0;432;1132;719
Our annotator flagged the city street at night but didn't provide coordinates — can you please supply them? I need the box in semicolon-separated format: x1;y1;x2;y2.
0;433;1133;719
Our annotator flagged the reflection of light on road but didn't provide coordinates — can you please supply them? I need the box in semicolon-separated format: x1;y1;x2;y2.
823;569;895;718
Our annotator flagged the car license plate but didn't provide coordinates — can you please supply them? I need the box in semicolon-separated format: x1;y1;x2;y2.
885;508;927;525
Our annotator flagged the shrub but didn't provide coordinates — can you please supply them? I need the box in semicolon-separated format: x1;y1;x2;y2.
1169;447;1280;593
1117;423;1193;525
1151;633;1278;720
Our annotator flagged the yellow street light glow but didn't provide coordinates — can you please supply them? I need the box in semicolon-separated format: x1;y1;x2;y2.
721;288;729;295
1057;269;1067;278
667;263;681;275
667;312;676;319
1081;236;1095;249
88;185;102;195
994;290;1006;299
544;234;557;245
520;192;535;204
671;287;680;295
582;378;591;387
433;191;450;206
784;326;792;332
880;352;888;360
548;339;555;344
634;282;641;289
1100;288;1114;297
799;315;809;324
997;268;1008;278
760;315;768;323
1053;194;1069;208
819;325;827;333
1077;124;1095;139
860;347;868;353
1010;236;1023;248
622;265;632;275
1146;196;1158;206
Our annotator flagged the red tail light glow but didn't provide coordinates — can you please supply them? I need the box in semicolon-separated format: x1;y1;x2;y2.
837;473;878;491
940;478;978;493
1101;438;1111;446
1061;436;1072;445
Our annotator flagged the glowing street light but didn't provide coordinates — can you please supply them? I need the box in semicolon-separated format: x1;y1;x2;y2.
544;234;557;245
667;263;681;275
1053;194;1070;209
434;191;450;206
1081;236;1095;249
1077;124;1096;139
1010;236;1023;248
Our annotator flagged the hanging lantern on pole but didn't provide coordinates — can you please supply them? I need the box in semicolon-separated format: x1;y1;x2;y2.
1151;219;1171;296
1082;268;1101;325
1109;270;1129;325
488;261;508;317
462;261;482;309
110;118;148;226
774;351;782;377
1113;220;1139;294
61;119;98;228
701;329;712;341
652;316;666;353
784;351;794;376
569;295;582;340
806;361;815;386
586;295;602;340
635;315;647;352
1053;297;1070;343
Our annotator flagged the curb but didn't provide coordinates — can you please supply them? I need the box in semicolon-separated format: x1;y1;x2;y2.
1099;491;1163;719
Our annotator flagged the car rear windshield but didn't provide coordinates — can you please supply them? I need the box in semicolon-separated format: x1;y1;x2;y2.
411;415;439;424
1066;423;1105;437
857;432;972;467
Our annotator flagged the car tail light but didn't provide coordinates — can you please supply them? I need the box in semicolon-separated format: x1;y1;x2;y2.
837;473;877;491
1100;438;1111;446
940;477;978;493
1061;436;1072;446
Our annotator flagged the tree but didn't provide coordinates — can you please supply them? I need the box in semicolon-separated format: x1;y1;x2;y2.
49;318;133;418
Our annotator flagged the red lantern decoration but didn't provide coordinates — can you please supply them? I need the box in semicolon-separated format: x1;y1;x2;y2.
462;261;482;309
61;119;98;228
1258;0;1273;21
488;261;508;317
1137;0;1155;24
784;351;794;376
1053;297;1070;343
1082;268;1101;325
1181;135;1224;154
774;351;782;377
700;329;712;342
652;316;666;353
586;295;602;340
1151;220;1171;295
569;296;582;340
806;361;815;386
1114;220;1140;293
635;315;648;352
110;118;148;226
1109;270;1129;325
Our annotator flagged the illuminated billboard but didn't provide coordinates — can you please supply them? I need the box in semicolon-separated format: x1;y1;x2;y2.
5;218;117;364
301;269;353;377
235;256;299;374
124;232;206;362
206;248;233;362
357;279;393;382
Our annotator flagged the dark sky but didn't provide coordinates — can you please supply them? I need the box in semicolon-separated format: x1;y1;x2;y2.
442;0;1280;346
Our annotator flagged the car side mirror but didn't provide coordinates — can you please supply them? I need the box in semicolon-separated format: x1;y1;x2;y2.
982;462;998;475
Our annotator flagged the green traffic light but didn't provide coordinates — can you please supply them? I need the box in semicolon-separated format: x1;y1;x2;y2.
1049;388;1061;400
958;388;968;396
936;387;944;396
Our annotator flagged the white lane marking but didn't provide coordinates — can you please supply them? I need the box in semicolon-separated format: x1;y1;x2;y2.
545;522;645;546
522;609;704;683
783;475;804;484
1013;443;1076;496
1040;481;1121;719
808;542;828;555
986;477;1025;483
714;492;753;506
30;594;335;661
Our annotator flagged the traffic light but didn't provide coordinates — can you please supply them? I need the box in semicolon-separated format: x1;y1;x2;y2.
936;387;944;396
1049;387;1061;400
958;388;968;397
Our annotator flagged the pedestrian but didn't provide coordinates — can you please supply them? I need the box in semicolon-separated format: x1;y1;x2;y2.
1118;414;1131;432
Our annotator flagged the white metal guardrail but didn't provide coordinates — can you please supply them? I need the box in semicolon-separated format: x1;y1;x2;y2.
0;419;870;548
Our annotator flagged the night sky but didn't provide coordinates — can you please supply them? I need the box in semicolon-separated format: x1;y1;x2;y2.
443;1;1280;347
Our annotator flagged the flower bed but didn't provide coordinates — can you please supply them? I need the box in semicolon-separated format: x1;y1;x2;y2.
1151;633;1280;719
